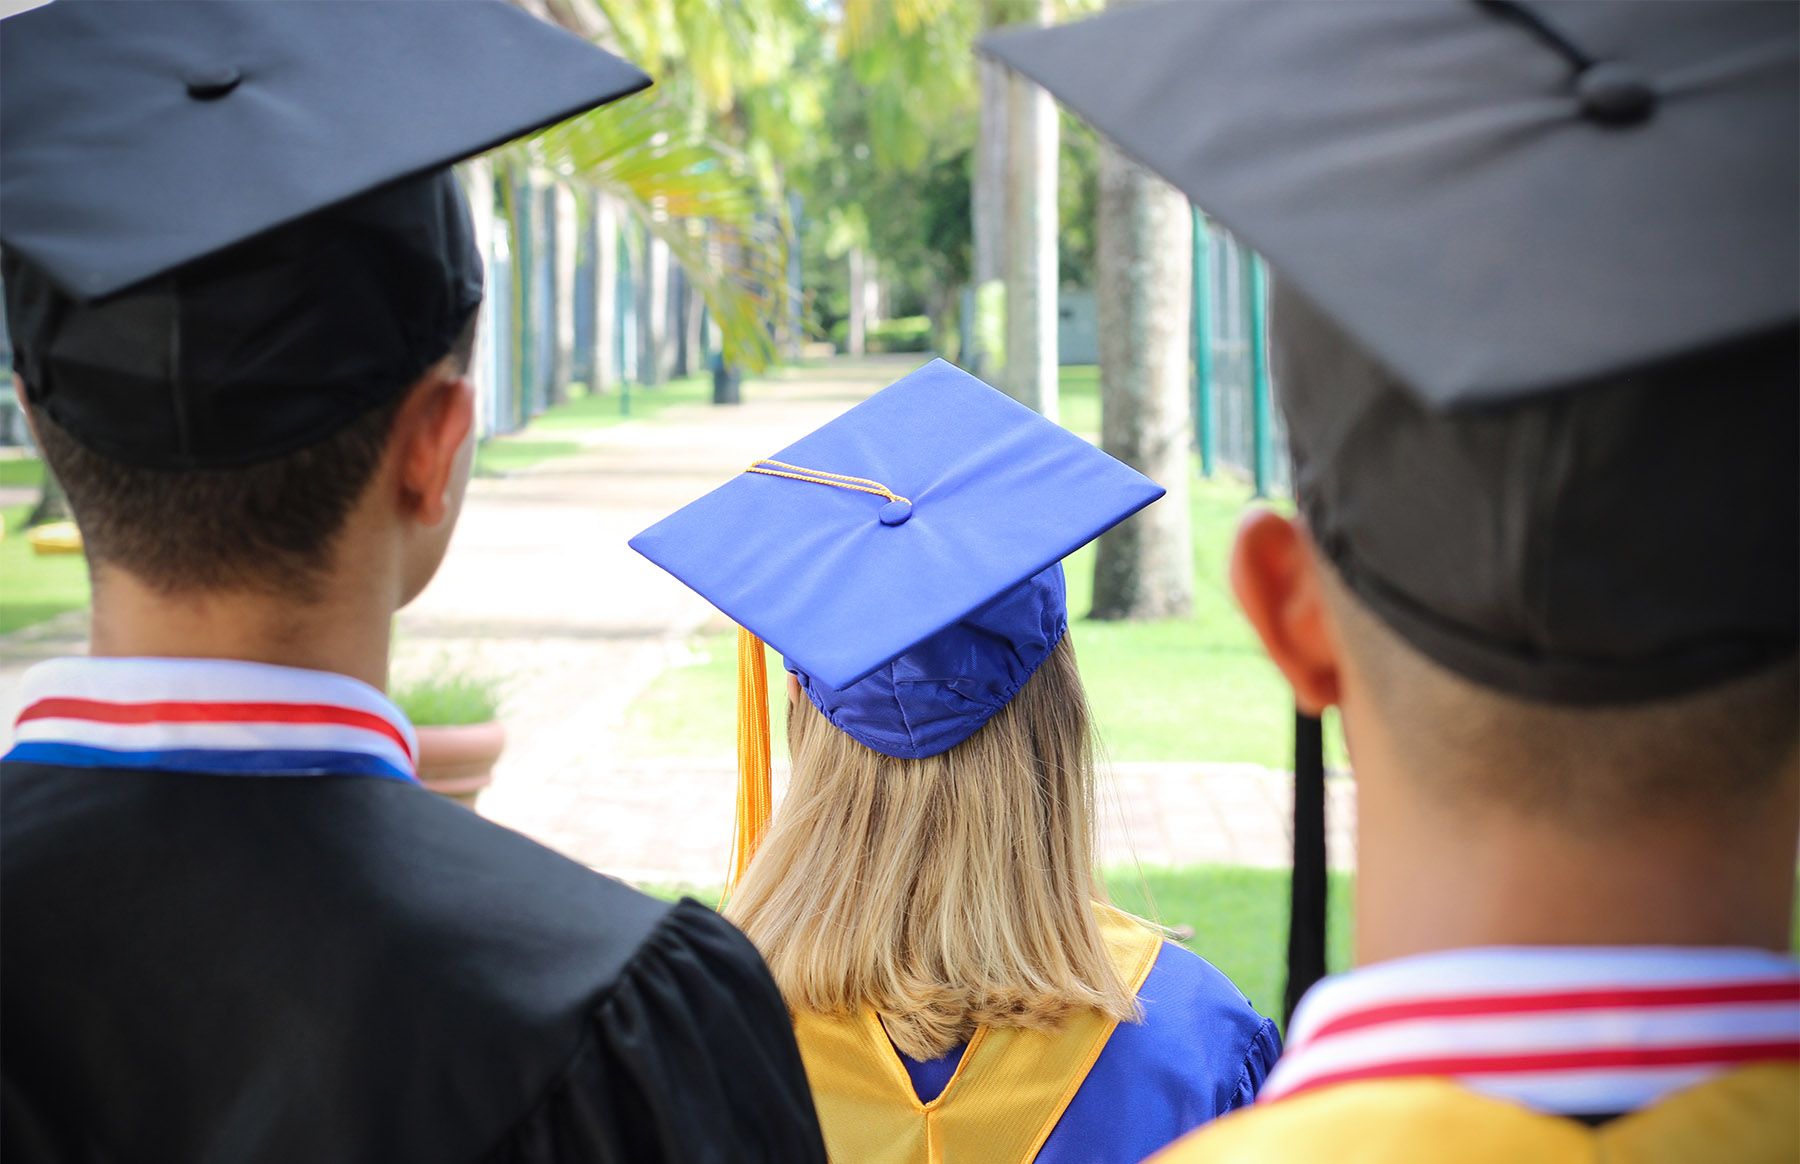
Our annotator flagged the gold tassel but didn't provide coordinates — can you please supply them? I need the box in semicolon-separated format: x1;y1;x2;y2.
727;624;772;900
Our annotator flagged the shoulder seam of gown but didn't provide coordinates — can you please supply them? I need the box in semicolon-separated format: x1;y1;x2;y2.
474;897;758;1162
1226;1015;1282;1111
473;896;700;1162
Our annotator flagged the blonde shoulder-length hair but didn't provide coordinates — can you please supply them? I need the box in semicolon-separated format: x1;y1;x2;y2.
724;633;1138;1060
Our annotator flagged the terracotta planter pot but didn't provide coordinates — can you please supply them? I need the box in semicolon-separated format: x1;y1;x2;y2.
415;720;505;809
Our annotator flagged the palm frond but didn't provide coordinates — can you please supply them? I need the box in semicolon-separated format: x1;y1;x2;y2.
529;93;790;372
839;0;959;55
594;0;813;114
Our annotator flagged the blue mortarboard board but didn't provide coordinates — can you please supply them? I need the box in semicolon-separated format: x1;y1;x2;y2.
630;358;1165;760
1;0;650;467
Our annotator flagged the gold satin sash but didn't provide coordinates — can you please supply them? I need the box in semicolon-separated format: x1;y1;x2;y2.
1147;1064;1800;1164
794;903;1165;1164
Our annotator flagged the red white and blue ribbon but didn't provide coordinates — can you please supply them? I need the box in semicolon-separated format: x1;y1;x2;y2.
6;657;418;784
1263;945;1800;1116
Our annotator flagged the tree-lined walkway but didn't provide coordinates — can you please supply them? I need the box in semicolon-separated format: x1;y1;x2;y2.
390;358;904;877
0;355;1352;885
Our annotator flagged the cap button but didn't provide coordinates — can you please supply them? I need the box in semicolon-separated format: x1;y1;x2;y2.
878;499;913;526
1576;62;1655;127
184;65;243;101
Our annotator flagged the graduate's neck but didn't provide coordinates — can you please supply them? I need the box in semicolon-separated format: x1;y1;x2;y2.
1352;745;1800;964
87;550;401;693
81;371;472;695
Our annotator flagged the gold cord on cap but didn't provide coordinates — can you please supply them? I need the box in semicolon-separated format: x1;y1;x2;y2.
745;459;911;506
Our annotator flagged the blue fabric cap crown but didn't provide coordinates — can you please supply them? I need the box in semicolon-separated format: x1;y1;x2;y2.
630;359;1165;759
794;564;1067;759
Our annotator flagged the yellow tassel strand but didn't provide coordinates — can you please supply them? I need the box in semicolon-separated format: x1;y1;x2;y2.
722;456;905;905
727;624;773;900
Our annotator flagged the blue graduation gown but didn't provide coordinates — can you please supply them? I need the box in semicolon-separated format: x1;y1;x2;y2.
900;941;1282;1164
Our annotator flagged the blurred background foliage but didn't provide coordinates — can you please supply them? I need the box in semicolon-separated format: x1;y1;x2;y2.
506;0;1108;367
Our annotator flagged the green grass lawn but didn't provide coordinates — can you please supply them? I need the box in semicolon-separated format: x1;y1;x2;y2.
475;375;711;476
1059;364;1101;439
1105;865;1354;1021
639;864;1354;1028
474;438;587;477
0;501;91;634
1065;475;1321;766
529;375;714;430
622;630;790;758
621;474;1336;769
0;456;46;488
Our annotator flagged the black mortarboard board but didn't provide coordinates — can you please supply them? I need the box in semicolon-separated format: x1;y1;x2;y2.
985;0;1798;408
983;1;1799;1018
1;0;650;468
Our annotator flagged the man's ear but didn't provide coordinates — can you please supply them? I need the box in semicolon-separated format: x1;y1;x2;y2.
393;370;475;527
1230;508;1342;716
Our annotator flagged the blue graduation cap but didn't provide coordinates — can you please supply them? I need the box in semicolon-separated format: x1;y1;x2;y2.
630;359;1164;884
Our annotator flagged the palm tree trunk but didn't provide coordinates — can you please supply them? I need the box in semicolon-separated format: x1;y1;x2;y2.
1003;2;1058;421
1091;138;1194;620
458;157;497;438
847;245;868;356
550;183;578;405
969;49;1008;377
929;280;959;361
640;222;670;386
786;192;805;361
593;193;618;394
680;269;705;377
28;464;72;526
499;165;529;432
863;257;881;340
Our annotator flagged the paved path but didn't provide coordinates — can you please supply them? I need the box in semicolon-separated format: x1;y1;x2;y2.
0;355;1354;884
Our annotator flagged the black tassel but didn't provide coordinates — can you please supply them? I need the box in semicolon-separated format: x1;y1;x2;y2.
1283;710;1327;1026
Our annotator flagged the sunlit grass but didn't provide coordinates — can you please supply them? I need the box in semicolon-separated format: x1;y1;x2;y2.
0;502;90;635
391;671;503;726
474;375;713;476
1058;364;1101;440
0;456;46;488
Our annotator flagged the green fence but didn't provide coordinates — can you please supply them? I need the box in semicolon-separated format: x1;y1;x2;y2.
1193;209;1289;497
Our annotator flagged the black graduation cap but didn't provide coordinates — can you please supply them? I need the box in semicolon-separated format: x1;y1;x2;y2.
983;1;1799;1020
1;0;650;468
984;0;1797;408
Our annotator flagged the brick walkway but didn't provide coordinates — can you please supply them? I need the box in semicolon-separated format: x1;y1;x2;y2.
0;355;1354;884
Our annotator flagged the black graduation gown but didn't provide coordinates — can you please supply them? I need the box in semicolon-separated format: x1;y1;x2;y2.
0;761;828;1163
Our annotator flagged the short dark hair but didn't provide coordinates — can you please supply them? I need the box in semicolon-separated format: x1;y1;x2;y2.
1319;558;1798;824
30;310;477;600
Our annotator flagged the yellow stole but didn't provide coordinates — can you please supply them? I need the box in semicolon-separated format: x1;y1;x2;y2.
1148;1064;1800;1164
793;903;1165;1164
